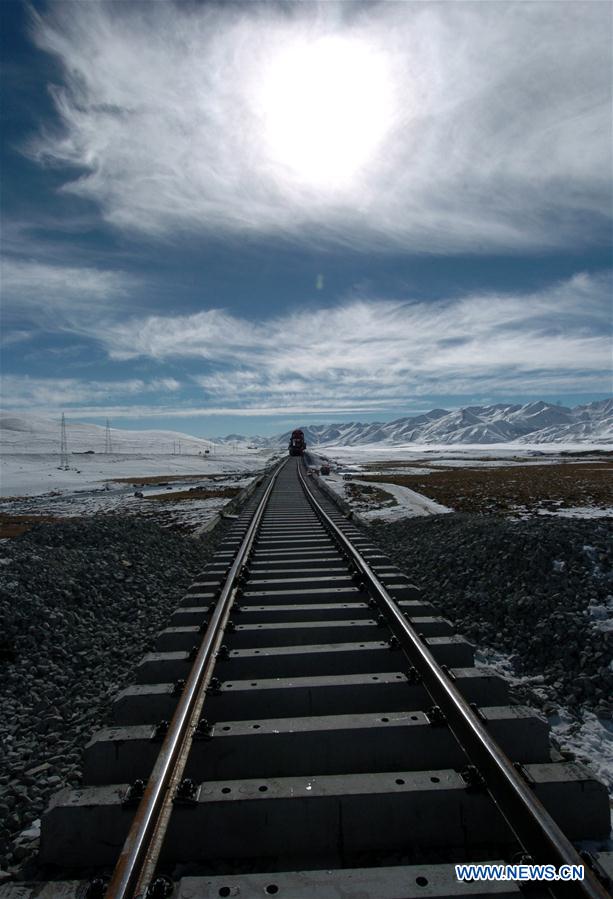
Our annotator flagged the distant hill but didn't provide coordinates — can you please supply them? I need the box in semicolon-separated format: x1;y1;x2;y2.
0;414;217;454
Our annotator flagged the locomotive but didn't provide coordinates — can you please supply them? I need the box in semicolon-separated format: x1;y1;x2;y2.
288;428;306;456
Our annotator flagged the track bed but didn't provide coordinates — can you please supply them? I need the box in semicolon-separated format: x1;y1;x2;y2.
3;459;611;899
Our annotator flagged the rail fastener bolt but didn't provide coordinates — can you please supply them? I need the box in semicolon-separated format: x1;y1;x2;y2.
122;778;147;806
145;875;174;898
174;777;201;805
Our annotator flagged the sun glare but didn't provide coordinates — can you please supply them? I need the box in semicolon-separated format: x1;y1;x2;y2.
257;36;394;191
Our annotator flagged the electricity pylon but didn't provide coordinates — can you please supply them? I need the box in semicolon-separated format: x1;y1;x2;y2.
59;413;69;470
104;419;113;454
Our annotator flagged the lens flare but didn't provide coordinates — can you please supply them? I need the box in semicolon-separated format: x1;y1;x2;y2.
257;35;394;191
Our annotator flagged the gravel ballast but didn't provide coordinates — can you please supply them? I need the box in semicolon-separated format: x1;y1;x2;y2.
0;515;227;869
1;507;611;871
369;513;613;717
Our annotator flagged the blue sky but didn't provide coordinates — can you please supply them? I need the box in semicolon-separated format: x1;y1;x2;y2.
1;0;611;437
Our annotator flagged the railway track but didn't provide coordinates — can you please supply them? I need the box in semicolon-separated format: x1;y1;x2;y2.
2;457;611;899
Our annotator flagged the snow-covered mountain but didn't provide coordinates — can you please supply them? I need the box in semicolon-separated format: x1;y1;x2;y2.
275;400;613;446
211;433;271;448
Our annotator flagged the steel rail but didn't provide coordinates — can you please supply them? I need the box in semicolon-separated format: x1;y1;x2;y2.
298;462;609;899
106;459;287;899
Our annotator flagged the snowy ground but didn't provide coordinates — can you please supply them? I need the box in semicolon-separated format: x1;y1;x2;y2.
308;445;612;521
0;450;273;498
0;450;278;532
321;441;613;462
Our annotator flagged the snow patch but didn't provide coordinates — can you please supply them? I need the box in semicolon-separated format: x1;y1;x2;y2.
588;595;613;633
550;708;613;794
538;507;613;519
475;647;613;804
356;478;452;520
321;472;451;520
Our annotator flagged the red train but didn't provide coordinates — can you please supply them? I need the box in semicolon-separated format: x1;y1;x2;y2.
288;428;306;456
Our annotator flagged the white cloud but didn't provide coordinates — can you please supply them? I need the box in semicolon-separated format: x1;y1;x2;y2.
0;375;181;410
1;258;136;328
0;330;35;348
149;378;181;393
91;271;612;406
0;398;397;420
28;1;612;252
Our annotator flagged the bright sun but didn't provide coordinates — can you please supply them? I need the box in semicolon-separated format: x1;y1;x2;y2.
257;36;394;191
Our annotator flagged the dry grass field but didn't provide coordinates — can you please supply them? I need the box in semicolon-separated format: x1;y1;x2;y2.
110;474;232;485
346;481;398;509
143;486;240;502
357;458;613;515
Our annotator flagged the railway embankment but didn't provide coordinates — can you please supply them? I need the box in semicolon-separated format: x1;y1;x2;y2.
370;512;613;804
0;515;227;870
370;513;613;719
